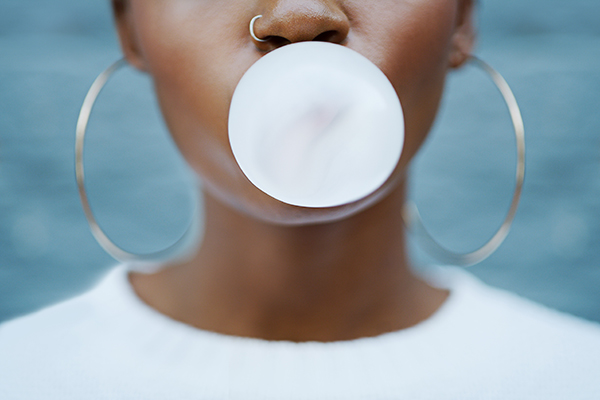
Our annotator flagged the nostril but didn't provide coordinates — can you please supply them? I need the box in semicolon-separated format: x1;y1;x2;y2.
314;30;341;43
268;36;292;48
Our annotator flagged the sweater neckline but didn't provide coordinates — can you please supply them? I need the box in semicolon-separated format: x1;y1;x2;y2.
93;264;475;351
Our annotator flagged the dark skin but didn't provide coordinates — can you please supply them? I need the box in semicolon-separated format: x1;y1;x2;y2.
112;0;476;342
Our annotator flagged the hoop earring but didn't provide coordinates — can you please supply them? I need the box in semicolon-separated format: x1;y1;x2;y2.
403;56;526;267
75;59;199;263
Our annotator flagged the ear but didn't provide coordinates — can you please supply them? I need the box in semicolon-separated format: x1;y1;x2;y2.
448;0;477;69
111;0;147;71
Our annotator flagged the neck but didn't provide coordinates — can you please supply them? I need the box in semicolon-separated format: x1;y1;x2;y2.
130;182;448;342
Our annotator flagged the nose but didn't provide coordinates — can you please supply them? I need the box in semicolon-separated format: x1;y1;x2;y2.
252;0;350;49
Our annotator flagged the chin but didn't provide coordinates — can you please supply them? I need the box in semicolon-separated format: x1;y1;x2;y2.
201;169;403;227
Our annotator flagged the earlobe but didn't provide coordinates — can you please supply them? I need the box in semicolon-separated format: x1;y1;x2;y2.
448;0;477;69
111;0;148;71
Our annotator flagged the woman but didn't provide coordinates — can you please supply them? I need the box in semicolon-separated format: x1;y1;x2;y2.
1;0;599;398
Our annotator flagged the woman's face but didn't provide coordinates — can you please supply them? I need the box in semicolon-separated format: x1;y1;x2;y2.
113;0;475;225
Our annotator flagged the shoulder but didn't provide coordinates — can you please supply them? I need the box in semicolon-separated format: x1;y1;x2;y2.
0;266;124;341
431;266;600;346
456;268;600;337
422;267;600;397
0;266;137;398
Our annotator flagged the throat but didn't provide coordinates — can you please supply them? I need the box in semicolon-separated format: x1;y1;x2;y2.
129;186;449;342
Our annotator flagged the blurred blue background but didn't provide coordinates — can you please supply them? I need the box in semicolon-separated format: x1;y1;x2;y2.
1;0;599;323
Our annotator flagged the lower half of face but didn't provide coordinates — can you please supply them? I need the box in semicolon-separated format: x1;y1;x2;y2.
123;0;463;225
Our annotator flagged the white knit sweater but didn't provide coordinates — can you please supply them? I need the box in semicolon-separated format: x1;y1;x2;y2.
1;265;599;399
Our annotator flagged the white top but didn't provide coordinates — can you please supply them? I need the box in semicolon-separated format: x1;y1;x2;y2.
1;265;599;399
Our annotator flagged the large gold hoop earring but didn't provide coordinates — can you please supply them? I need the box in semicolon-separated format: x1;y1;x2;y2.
403;56;526;267
75;59;199;263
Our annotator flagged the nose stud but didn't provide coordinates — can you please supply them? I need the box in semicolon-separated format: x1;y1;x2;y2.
250;15;268;43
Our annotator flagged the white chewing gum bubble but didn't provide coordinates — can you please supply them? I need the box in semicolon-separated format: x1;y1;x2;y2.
228;42;404;208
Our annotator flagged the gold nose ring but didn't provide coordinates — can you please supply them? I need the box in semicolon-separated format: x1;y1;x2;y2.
250;15;268;43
